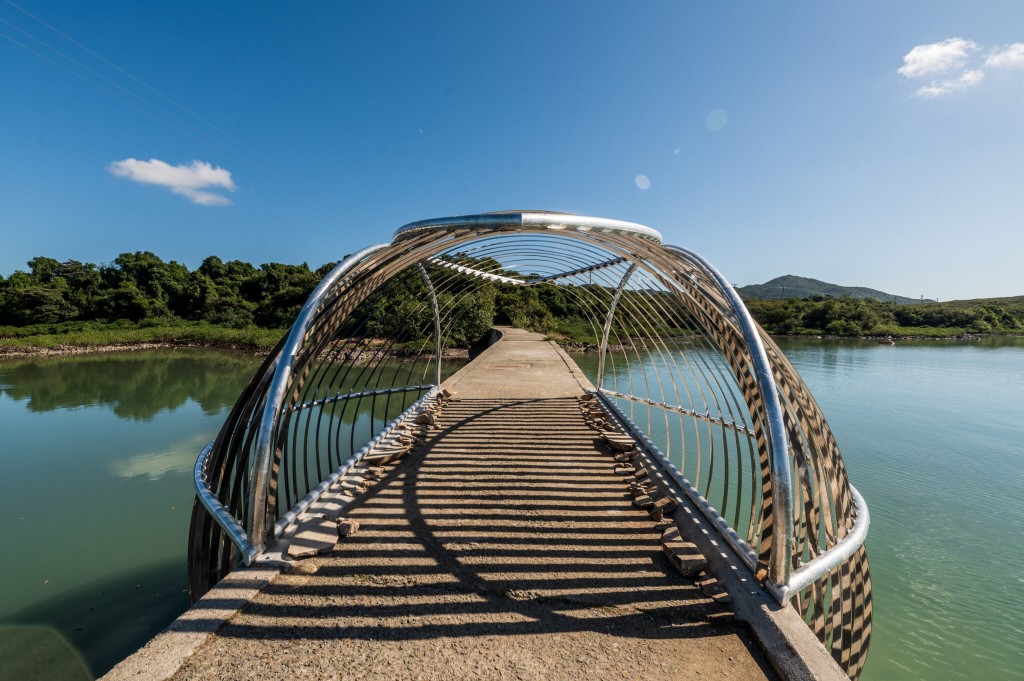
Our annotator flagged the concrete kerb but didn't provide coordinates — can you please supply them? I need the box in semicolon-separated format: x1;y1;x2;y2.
98;561;286;681
669;497;849;681
549;338;597;393
623;434;849;681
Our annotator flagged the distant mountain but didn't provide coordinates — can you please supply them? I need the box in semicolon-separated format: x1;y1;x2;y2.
737;275;933;304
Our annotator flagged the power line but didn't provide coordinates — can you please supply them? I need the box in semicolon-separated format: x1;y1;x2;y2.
0;29;221;151
0;16;257;163
2;0;279;168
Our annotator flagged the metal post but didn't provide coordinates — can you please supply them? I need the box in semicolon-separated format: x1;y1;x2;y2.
597;263;637;390
249;243;390;557
417;263;442;386
664;245;795;591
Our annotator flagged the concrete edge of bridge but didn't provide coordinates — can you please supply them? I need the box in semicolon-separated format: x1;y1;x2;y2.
98;559;288;681
664;488;851;681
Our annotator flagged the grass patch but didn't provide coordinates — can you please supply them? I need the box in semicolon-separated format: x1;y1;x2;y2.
0;322;286;353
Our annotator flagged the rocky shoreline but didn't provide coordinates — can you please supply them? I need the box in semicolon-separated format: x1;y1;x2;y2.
2;331;1016;360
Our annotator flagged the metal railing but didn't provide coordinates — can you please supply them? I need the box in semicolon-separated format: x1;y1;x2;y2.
188;210;872;679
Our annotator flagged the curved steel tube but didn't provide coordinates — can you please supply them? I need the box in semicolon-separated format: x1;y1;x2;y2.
190;210;871;678
772;483;870;601
193;441;259;565
250;243;390;554
417;263;443;386
394;211;663;244
597;263;637;390
664;244;795;587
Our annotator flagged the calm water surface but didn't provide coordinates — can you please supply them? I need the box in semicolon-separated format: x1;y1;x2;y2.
0;349;262;678
773;337;1024;681
1;340;1022;679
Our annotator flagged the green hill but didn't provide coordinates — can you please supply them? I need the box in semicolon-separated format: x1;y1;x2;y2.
737;275;931;304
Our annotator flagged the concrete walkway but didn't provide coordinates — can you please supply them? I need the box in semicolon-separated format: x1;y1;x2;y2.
164;329;775;680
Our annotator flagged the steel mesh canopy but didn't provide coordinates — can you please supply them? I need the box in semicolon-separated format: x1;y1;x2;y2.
189;211;872;678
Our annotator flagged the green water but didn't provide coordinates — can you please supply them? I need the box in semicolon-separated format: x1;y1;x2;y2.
0;349;263;678
574;336;1024;680
772;337;1024;681
1;340;1022;679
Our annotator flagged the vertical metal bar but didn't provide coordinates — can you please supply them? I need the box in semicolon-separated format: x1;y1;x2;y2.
597;263;637;390
663;244;794;590
250;243;389;557
417;262;443;386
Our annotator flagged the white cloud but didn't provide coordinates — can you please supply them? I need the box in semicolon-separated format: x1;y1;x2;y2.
899;38;979;79
913;69;985;99
985;43;1024;69
107;158;236;205
898;37;1024;99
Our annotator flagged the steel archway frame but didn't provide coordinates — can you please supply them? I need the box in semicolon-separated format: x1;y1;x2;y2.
188;211;872;678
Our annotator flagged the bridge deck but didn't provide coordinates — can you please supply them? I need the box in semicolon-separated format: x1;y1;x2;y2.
168;330;774;680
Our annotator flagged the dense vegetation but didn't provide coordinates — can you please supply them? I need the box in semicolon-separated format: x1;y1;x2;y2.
745;295;1024;337
0;252;609;351
0;253;341;352
2;253;1021;353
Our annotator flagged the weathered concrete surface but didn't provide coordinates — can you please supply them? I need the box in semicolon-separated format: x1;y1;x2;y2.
100;565;283;681
444;327;595;398
161;329;774;680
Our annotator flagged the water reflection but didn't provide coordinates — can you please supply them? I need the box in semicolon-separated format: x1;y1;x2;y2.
0;625;91;681
0;349;260;420
109;431;216;481
0;348;466;678
0;349;263;678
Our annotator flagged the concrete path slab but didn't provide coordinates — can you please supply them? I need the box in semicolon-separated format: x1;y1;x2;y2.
164;330;774;680
111;329;776;681
443;327;595;398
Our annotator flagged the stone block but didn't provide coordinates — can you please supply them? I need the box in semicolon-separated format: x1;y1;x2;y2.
632;494;654;509
336;518;360;538
604;435;636;453
286;516;339;558
661;527;708;577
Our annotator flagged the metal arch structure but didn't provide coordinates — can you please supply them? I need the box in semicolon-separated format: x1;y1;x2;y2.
188;211;872;678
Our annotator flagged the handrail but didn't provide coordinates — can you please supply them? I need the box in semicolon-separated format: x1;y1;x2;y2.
770;483;870;602
273;388;439;536
193;441;259;565
599;388;757;437
288;385;434;413
663;244;795;588
251;243;390;556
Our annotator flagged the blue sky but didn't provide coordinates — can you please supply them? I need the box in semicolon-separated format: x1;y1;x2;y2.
2;1;1022;300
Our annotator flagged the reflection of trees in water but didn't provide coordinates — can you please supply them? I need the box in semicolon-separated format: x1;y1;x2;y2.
0;350;260;420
